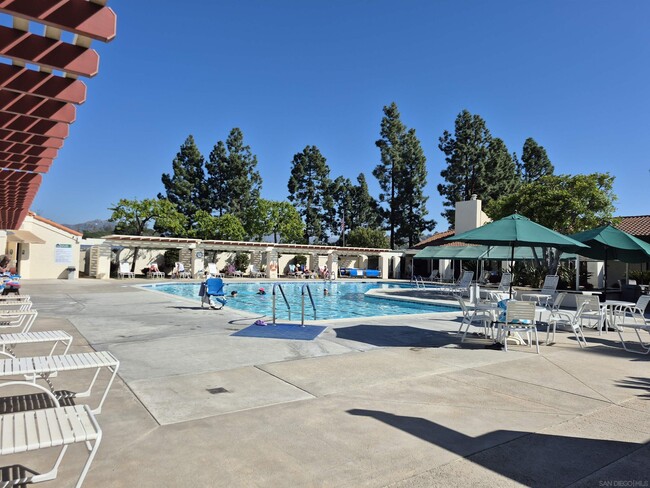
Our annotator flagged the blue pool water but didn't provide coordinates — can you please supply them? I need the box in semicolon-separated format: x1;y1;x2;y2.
142;281;459;321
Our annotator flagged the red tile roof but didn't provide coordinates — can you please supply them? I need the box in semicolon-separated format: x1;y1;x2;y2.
413;229;455;249
616;215;650;237
28;211;82;237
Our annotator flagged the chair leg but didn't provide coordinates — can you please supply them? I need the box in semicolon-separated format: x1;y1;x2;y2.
533;327;539;354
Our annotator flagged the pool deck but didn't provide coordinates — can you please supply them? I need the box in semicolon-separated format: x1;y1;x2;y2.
4;278;650;487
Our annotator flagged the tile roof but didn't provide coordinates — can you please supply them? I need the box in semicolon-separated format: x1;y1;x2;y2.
616;215;650;237
412;229;455;249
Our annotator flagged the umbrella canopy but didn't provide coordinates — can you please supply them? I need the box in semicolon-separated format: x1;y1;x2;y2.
414;245;577;261
569;224;650;290
569;225;650;263
445;214;589;297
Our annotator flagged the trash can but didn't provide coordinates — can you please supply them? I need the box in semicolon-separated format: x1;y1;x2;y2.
67;267;76;280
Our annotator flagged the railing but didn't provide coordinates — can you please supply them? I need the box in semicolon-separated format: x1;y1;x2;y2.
301;284;317;325
411;275;426;289
272;283;291;324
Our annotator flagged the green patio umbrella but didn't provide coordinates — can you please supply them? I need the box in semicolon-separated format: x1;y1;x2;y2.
445;214;589;297
569;224;650;289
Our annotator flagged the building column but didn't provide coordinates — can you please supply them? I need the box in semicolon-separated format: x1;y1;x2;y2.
191;248;205;279
391;254;402;279
357;254;368;271
327;251;338;279
266;248;278;279
309;253;319;274
91;244;112;279
378;253;390;279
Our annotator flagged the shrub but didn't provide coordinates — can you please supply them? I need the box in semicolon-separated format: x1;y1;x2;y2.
294;254;307;266
163;249;179;273
234;252;250;272
629;270;650;284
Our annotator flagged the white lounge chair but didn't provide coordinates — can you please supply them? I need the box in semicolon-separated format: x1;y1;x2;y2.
0;350;120;414
432;271;474;298
521;274;559;307
147;263;165;279
250;264;264;278
0;330;73;358
575;294;606;335
205;262;223;278
117;262;135;279
0;404;102;488
0;299;32;311
457;297;495;342
0;310;38;333
225;264;243;278
172;262;191;279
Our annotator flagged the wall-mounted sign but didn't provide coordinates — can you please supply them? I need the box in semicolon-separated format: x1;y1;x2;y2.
55;243;73;264
196;251;204;259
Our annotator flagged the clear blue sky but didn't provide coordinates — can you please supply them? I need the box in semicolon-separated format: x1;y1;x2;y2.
31;0;649;229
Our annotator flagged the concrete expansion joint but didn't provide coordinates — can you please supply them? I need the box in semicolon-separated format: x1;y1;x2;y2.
253;364;317;398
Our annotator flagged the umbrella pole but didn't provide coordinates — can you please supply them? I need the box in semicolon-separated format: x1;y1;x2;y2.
510;243;514;299
604;247;608;298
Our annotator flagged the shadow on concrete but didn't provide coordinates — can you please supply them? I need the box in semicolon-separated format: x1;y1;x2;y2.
616;377;650;399
334;324;480;348
575;337;650;361
347;408;642;486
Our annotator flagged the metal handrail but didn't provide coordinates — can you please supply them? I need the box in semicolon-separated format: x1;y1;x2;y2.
272;283;291;324
301;284;317;325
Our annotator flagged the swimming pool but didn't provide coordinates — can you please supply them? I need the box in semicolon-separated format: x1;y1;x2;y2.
142;281;459;320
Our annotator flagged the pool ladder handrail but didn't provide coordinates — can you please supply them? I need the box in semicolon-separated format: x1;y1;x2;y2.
411;275;426;289
271;283;291;324
301;283;317;326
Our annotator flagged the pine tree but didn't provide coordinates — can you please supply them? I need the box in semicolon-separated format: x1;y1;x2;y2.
159;135;209;229
349;173;382;230
520;137;554;182
287;145;333;243
206;128;262;221
483;137;520;202
374;102;433;248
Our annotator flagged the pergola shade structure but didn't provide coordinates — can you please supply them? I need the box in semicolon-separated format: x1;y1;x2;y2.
0;0;116;229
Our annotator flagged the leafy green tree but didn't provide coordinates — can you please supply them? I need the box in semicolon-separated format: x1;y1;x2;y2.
330;176;353;243
109;198;187;272
346;227;389;249
206;128;262;225
287;145;333;243
243;199;304;243
159;135;208;228
191;210;246;241
485;172;617;271
374;102;434;248
520;137;554;182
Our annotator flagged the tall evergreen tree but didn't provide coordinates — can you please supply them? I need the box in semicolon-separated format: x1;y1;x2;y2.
159;135;208;228
330;176;353;243
374;102;434;248
520;137;554;182
205;128;262;221
438;110;492;227
287;145;333;243
484;137;520;201
349;173;382;230
398;129;435;247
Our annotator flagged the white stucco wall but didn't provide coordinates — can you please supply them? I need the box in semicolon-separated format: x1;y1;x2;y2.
15;215;81;279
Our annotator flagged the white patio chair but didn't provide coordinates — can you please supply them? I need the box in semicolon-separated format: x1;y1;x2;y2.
546;292;588;347
0;310;38;333
614;295;650;354
117;262;135;279
497;300;539;353
147;263;165;279
432;271;474;298
575;294;606;334
457;297;495;342
172;262;191;279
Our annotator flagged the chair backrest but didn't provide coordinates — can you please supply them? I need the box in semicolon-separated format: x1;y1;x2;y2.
497;273;512;292
634;295;650;314
205;278;225;295
575;294;600;312
457;271;474;289
541;275;559;293
429;269;439;280
120;262;130;273
506;300;536;324
549;292;567;312
456;297;470;317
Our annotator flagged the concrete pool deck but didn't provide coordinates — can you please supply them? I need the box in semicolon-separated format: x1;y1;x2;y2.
4;278;650;487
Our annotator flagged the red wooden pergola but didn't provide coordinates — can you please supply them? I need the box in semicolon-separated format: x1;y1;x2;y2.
0;0;116;229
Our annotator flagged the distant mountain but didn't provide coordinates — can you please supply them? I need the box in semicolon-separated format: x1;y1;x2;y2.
65;219;114;234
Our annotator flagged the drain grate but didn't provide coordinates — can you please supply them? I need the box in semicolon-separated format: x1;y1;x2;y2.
206;387;229;395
